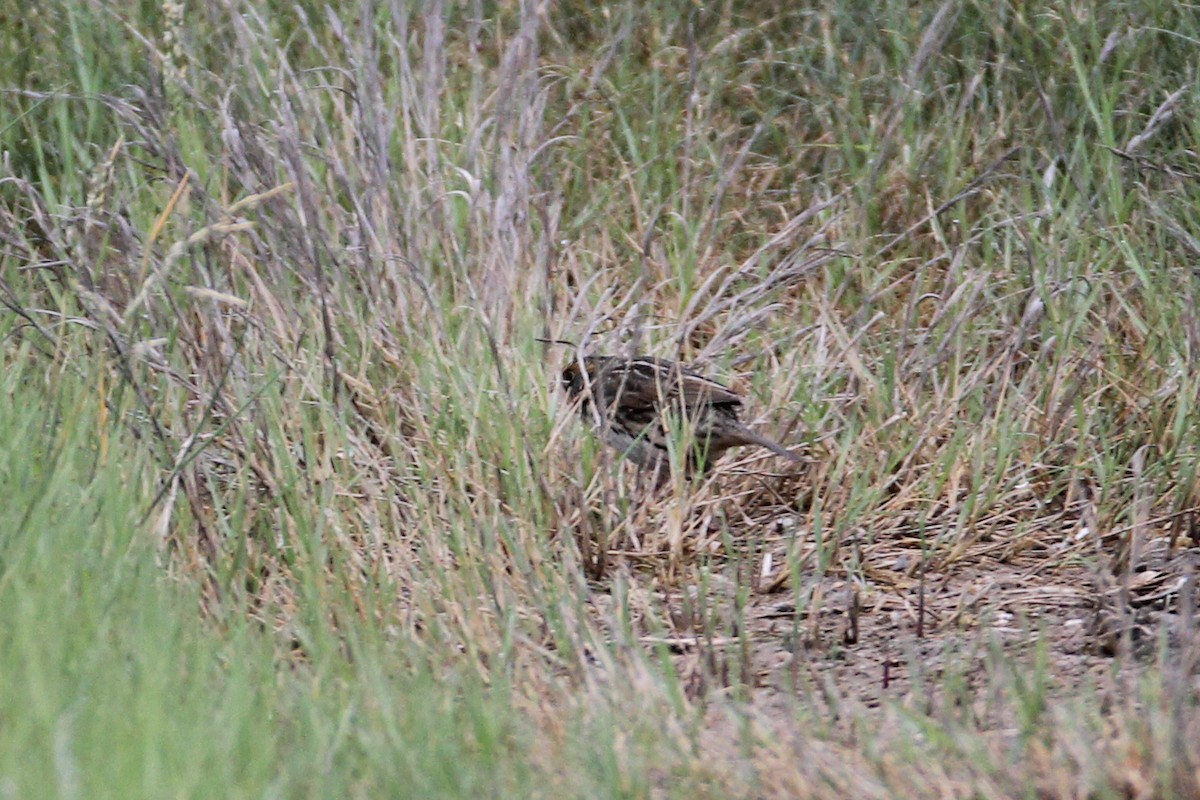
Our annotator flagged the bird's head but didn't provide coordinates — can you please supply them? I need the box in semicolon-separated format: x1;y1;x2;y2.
560;356;594;398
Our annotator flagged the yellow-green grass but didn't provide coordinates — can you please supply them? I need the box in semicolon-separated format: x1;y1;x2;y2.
1;0;1198;796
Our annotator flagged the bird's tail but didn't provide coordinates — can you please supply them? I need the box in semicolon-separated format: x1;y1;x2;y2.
739;428;805;463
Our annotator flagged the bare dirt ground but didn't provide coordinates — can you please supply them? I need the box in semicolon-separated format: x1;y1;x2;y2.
583;464;1200;715
577;493;1200;796
742;524;1197;706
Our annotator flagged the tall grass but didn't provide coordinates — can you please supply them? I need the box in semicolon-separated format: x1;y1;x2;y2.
1;0;1198;796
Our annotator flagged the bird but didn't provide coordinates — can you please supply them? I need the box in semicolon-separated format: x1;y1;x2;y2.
560;354;803;483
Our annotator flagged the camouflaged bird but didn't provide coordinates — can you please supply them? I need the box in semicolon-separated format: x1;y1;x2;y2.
561;355;802;482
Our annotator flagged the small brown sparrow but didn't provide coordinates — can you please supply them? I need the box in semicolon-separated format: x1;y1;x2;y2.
560;354;802;482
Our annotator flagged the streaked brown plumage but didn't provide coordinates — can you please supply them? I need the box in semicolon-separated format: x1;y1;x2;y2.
560;355;802;482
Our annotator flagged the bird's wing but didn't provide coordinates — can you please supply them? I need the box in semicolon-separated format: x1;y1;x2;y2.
594;358;667;411
617;358;744;409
